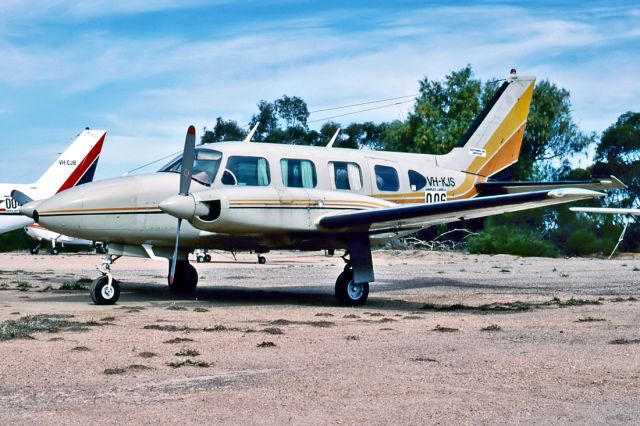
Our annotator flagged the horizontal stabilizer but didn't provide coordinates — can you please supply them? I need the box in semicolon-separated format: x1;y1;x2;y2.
475;175;625;196
11;190;33;205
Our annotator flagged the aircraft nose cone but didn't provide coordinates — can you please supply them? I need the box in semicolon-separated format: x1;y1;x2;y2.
159;194;196;219
19;200;42;219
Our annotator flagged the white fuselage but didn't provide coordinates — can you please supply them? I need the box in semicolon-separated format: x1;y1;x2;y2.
32;142;473;252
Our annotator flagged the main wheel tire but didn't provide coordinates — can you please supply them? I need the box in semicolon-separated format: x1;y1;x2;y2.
258;255;266;265
335;269;369;306
204;254;211;262
51;247;59;255
196;255;204;263
30;247;39;255
168;261;198;292
90;276;120;305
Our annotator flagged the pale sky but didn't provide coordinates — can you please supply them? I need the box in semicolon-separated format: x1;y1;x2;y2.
1;1;638;182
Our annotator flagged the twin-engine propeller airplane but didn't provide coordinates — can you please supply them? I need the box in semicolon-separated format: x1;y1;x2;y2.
1;129;106;233
18;72;624;306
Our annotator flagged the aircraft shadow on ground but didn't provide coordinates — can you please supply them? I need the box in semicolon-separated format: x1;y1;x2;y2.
33;281;423;310
375;277;541;293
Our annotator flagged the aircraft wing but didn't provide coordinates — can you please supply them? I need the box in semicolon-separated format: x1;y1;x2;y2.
319;188;604;232
570;207;640;217
475;175;625;196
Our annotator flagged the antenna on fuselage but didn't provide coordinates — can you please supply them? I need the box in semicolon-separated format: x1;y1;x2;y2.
243;122;260;143
326;128;341;148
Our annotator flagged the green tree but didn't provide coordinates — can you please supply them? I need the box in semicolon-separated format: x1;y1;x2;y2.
518;80;594;180
201;117;246;143
381;66;592;181
591;111;640;207
383;65;486;154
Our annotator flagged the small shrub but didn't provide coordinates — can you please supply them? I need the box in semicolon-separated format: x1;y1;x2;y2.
565;228;598;256
203;324;227;332
163;337;194;344
175;348;200;357
481;324;502;331
467;225;557;257
165;305;188;311
257;341;276;348
59;280;88;291
71;346;90;352
16;281;33;291
166;359;211;368
432;324;459;332
577;316;605;322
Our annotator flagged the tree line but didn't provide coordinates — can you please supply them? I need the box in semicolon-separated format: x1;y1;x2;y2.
202;66;639;256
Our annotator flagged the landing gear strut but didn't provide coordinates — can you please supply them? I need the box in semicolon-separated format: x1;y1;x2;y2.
334;235;374;306
90;254;121;305
30;242;42;255
168;260;198;292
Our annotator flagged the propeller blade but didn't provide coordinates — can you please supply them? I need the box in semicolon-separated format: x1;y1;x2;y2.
168;218;182;285
180;125;196;196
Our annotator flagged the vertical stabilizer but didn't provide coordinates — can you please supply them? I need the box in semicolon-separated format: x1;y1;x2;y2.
441;73;535;175
34;129;106;196
439;72;535;198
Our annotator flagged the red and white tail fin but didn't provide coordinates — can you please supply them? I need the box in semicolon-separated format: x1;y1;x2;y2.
34;129;106;196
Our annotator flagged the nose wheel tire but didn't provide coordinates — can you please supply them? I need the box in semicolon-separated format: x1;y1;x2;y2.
90;276;120;305
335;269;369;306
168;261;198;292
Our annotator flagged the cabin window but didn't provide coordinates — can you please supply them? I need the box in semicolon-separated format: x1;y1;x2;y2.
280;159;317;188
329;161;363;190
158;148;222;186
223;156;270;186
408;170;427;191
374;165;399;191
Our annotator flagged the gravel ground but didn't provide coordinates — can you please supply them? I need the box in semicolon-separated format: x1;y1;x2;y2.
0;250;639;425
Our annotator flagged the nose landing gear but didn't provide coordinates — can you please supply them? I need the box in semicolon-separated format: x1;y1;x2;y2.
90;254;121;305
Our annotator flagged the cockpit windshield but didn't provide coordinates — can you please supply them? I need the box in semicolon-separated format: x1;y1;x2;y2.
159;148;223;186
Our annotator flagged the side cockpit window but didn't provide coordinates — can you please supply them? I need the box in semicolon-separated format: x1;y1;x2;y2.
222;156;270;186
374;165;399;191
281;159;317;188
408;170;427;191
329;161;363;190
158;149;222;186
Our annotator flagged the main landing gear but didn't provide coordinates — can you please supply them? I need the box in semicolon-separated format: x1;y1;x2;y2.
334;236;374;306
168;259;198;293
335;266;369;306
195;249;212;263
90;254;121;305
